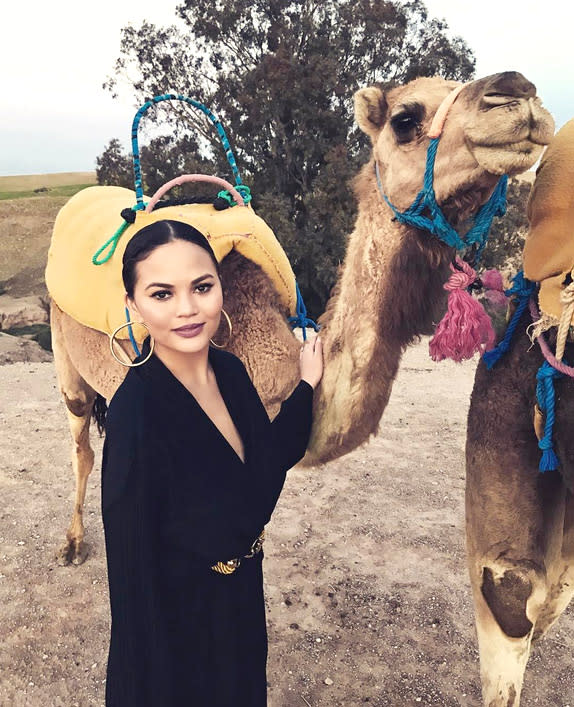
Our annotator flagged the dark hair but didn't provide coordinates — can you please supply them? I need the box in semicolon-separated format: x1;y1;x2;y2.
122;219;220;298
92;393;108;436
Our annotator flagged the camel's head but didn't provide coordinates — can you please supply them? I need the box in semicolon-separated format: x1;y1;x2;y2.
355;72;555;223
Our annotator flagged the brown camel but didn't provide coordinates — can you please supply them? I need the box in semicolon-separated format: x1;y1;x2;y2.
50;71;553;566
466;119;574;706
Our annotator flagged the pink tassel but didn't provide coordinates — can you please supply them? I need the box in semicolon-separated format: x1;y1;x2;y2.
481;268;507;312
480;268;503;291
429;257;495;362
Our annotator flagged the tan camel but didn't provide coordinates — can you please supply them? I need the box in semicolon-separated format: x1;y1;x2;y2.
466;118;574;706
50;71;553;566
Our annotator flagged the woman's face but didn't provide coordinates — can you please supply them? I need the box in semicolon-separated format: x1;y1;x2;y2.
127;239;223;356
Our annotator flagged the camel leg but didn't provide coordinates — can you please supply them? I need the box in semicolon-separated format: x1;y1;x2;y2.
51;302;97;565
467;460;564;707
471;490;573;706
532;562;574;641
532;488;574;640
471;584;534;707
466;334;566;706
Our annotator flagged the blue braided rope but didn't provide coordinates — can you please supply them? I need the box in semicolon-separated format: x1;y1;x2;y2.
483;271;536;369
536;360;563;472
131;93;243;205
288;282;319;341
124;307;142;357
376;137;508;256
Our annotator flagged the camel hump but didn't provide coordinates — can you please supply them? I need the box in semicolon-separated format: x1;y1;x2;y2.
523;118;574;284
45;186;297;340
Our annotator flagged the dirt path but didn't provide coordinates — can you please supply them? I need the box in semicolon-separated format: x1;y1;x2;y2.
1;340;572;706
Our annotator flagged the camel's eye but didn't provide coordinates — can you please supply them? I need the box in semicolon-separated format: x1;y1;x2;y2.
391;113;421;143
390;103;424;144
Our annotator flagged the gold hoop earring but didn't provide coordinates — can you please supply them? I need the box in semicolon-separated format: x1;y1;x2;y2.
109;321;155;367
210;309;233;349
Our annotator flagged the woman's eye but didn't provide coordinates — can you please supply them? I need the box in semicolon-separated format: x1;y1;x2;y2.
196;283;213;294
151;290;171;300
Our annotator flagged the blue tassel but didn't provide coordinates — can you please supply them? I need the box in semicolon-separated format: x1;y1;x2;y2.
539;447;560;473
536;360;563;472
482;271;535;370
288;282;319;341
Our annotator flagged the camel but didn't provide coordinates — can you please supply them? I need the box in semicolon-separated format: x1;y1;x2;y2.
49;71;553;566
466;118;574;706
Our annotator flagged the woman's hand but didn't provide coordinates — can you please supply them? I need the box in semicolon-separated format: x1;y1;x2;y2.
299;335;323;390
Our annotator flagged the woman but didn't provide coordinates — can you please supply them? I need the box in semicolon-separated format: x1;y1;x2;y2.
101;219;323;706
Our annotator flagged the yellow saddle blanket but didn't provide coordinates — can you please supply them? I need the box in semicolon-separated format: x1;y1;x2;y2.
45;186;297;340
523;118;574;323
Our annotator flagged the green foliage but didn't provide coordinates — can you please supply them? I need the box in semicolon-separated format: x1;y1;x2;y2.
480;177;531;273
101;0;475;316
5;324;52;352
96;138;133;188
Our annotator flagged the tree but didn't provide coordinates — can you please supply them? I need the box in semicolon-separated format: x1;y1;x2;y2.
480;177;531;275
96;138;132;188
101;0;475;315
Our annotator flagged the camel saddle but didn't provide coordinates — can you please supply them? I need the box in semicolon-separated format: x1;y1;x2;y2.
523;118;574;324
45;186;297;341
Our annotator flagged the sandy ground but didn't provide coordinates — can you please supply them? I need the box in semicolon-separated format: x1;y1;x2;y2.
1;340;573;707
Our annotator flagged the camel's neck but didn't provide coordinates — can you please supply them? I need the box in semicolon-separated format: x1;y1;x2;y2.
305;160;451;465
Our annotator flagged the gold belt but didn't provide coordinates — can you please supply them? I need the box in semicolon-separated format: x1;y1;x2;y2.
211;529;265;575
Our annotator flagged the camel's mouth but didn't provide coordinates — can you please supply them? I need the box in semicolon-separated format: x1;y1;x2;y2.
464;97;555;176
471;139;546;177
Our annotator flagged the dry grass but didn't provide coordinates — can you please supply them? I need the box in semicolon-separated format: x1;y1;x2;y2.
0;172;96;192
0;196;69;296
0;175;98;294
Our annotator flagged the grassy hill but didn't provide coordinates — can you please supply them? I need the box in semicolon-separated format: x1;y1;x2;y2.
0;172;99;295
0;197;68;296
0;172;96;201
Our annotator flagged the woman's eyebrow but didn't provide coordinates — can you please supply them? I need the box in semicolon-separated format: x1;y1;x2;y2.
145;281;173;291
192;273;215;285
144;273;215;291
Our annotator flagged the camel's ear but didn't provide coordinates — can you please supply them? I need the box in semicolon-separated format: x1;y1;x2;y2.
354;86;388;142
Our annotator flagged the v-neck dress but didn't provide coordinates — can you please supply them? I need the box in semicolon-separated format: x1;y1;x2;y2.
101;343;313;707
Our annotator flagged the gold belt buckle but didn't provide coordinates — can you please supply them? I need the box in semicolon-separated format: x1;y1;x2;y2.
211;529;265;575
211;558;241;575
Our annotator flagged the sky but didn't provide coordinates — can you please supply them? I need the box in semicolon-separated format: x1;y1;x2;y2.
1;0;572;176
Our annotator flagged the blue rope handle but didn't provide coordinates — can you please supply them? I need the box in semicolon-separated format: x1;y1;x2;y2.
536;360;563;472
288;282;320;341
131;93;243;206
377;137;508;258
482;271;535;369
124;306;142;357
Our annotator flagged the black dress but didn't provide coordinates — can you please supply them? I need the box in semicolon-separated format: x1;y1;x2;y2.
101;343;313;706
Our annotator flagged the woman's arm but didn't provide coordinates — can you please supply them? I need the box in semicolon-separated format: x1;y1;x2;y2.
101;407;174;704
269;378;314;471
234;336;322;473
